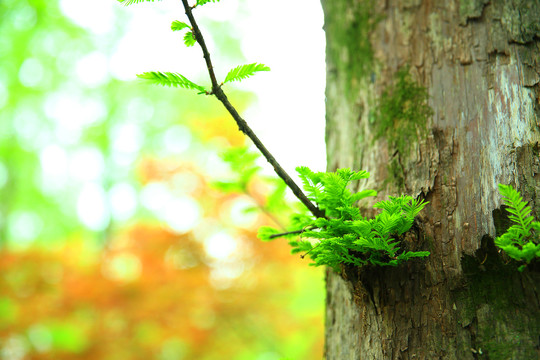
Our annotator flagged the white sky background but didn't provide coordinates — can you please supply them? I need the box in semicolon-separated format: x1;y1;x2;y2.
60;0;327;174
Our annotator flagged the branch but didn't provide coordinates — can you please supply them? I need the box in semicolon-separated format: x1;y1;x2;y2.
268;229;305;239
181;0;325;219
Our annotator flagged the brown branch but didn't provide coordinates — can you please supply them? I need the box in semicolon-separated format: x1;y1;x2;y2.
181;0;325;219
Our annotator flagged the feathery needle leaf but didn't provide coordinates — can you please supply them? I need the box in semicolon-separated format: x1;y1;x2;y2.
196;0;221;6
137;72;206;93
495;184;540;270
118;0;160;6
223;63;270;84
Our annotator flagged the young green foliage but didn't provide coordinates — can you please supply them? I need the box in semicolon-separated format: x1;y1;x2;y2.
184;31;196;47
118;0;160;6
196;0;221;6
136;72;206;93
135;2;269;95
259;167;430;271
223;63;271;84
170;20;196;47
171;21;190;32
495;184;540;271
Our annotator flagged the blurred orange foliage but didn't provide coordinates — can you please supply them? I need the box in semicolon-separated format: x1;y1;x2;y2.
0;158;324;360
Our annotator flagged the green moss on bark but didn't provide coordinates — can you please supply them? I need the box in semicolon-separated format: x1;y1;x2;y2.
458;0;489;25
374;67;432;155
499;0;540;43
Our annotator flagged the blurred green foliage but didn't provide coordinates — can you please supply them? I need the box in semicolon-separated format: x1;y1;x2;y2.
0;0;325;358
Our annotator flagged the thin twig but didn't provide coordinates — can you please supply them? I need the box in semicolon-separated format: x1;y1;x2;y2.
300;241;322;259
268;229;305;239
181;0;325;219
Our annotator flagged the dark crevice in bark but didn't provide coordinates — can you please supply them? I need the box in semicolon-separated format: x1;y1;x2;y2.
456;235;540;359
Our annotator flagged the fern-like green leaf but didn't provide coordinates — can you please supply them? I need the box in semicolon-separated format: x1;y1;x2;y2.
171;21;190;32
351;189;377;203
495;184;540;270
196;0;220;5
223;63;270;84
403;198;428;218
498;184;534;234
184;31;196;47
290;167;430;269
137;72;206;93
118;0;160;6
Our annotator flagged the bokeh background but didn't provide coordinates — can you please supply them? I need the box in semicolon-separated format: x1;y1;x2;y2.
0;0;327;359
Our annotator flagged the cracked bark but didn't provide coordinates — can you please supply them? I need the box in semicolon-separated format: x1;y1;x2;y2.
323;0;540;359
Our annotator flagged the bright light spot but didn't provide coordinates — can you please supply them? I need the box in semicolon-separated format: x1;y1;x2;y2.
44;91;107;144
54;42;80;76
59;0;114;35
36;30;68;57
111;103;152;165
75;51;109;88
11;3;37;31
109;182;138;222
7;211;43;247
140;182;170;212
111;123;144;155
109;2;197;81
13;107;50;150
76;182;110;231
161;196;201;234
200;151;230;180
141;183;201;233
204;231;238;260
198;0;239;21
0;161;8;189
170;172;200;195
69;147;105;182
0;334;28;360
27;324;53;353
162;125;192;154
109;41;140;81
102;253;142;282
126;97;154;123
209;261;245;290
18;58;44;88
39;144;68;192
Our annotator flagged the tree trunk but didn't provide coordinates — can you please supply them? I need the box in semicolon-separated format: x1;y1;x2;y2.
321;0;540;359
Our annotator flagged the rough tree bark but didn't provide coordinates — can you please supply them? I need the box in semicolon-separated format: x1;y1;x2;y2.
321;0;540;359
